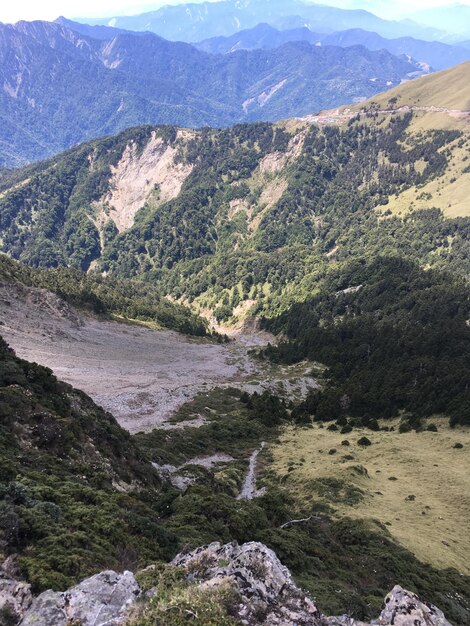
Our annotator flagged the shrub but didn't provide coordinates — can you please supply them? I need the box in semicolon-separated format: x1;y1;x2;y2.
399;421;413;434
357;437;372;447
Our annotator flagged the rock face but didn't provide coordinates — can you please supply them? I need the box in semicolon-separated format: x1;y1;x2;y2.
172;541;320;625
6;542;454;626
374;585;452;626
19;570;139;626
0;575;32;623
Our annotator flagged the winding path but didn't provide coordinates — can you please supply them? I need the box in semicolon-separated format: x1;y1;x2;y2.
237;442;266;500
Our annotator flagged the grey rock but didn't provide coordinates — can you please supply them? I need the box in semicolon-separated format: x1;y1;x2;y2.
20;570;139;626
20;589;67;625
9;542;457;626
373;585;453;626
172;541;321;625
0;575;32;623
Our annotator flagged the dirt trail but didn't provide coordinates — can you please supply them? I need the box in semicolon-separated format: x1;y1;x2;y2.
237;442;266;500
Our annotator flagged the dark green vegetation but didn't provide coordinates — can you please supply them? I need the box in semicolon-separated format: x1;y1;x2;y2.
0;19;420;167
0;255;208;336
0;336;178;591
263;257;470;427
2;344;469;623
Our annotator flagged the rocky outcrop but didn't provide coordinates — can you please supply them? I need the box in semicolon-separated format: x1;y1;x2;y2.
172;541;320;625
6;542;454;626
374;585;452;626
19;571;139;626
171;542;453;626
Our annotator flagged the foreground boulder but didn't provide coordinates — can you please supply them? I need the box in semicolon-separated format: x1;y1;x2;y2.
172;541;320;625
374;585;452;626
10;541;454;625
19;571;139;626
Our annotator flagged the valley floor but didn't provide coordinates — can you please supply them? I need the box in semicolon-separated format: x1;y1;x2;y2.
0;282;315;433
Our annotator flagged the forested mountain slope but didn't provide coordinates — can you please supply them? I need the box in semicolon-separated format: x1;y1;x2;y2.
263;256;470;426
1;97;468;313
0;255;209;336
0;19;419;167
1;68;469;427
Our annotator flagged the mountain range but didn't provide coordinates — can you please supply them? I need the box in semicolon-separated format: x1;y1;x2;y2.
78;0;445;42
1;6;470;623
195;22;470;71
0;19;421;167
1;62;468;295
409;3;470;41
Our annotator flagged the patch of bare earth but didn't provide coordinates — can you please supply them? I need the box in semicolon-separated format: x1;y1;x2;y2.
0;283;319;433
0;283;258;433
91;130;194;233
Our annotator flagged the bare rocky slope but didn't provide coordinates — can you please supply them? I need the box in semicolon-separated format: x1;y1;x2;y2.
0;280;252;433
0;276;317;433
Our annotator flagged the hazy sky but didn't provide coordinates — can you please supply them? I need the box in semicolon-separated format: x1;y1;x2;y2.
0;0;468;24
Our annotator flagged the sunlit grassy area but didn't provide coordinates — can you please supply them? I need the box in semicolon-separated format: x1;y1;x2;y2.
378;128;470;218
268;421;470;574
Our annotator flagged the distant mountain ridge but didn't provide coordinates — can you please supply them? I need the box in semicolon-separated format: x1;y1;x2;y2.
196;22;470;70
409;3;470;41
0;19;420;167
78;0;445;42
